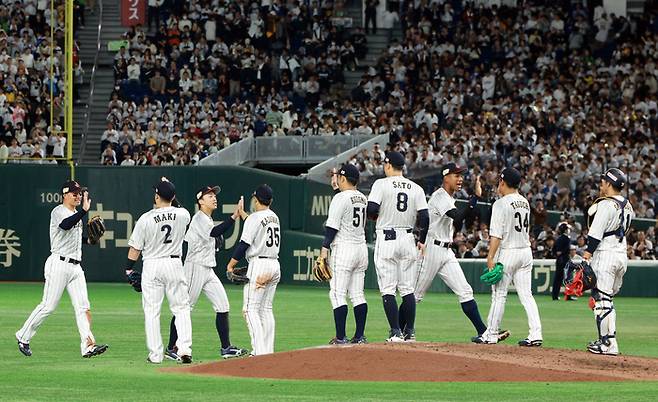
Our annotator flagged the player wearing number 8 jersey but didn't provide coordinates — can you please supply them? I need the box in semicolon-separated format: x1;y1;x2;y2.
125;177;193;363
367;151;429;342
475;168;543;346
227;184;280;356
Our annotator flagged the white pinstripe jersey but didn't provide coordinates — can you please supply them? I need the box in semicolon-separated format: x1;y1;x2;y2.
427;188;456;243
490;193;531;249
184;210;217;267
326;189;367;245
129;206;191;260
368;176;428;230
588;196;634;253
241;209;280;261
49;205;83;260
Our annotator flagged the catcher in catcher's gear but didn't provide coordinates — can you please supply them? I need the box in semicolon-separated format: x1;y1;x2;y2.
320;164;369;345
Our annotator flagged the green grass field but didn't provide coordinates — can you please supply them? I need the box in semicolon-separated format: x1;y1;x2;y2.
1;282;657;401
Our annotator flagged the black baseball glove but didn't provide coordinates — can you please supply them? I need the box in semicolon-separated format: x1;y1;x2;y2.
127;270;142;292
227;266;249;284
87;216;106;245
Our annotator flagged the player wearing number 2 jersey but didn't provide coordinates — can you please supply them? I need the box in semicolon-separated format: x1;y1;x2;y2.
227;184;281;356
367;151;429;343
475;168;543;346
126;177;193;363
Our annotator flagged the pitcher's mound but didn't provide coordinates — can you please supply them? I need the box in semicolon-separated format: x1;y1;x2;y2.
169;342;658;382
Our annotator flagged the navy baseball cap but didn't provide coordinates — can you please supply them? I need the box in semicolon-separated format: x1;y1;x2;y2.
62;180;83;195
500;167;522;188
338;163;360;182
253;184;273;203
601;168;626;189
154;177;176;201
384;151;405;168
441;163;466;177
196;185;221;201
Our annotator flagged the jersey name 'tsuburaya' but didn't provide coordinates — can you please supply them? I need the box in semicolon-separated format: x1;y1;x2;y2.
368;176;428;230
241;209;280;261
427;187;456;243
50;204;83;260
490;193;531;249
325;189;367;245
588;196;635;253
184;210;218;267
129;206;191;260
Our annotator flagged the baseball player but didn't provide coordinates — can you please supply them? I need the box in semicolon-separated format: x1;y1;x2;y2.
16;181;108;358
165;186;248;360
226;184;281;356
413;164;509;341
367;151;429;342
125;177;193;364
322;164;369;344
474;168;543;346
583;168;634;355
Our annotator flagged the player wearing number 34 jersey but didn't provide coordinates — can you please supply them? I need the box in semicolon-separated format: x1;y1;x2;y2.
475;168;542;346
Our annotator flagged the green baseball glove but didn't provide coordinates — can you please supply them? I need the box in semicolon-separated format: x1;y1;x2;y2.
480;263;504;285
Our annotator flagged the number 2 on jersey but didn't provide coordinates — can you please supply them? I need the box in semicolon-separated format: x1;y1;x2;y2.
266;227;280;247
161;224;173;244
513;212;529;233
352;207;366;227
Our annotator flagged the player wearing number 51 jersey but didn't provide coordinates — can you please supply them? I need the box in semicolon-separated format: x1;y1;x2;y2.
367;151;429;343
227;184;281;356
322;164;369;345
126;177;193;364
476;168;542;346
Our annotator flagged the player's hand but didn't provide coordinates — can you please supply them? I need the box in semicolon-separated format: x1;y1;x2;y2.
474;175;482;198
416;242;426;255
582;251;592;262
232;197;243;220
82;191;91;212
486;257;495;271
320;247;329;260
330;169;339;190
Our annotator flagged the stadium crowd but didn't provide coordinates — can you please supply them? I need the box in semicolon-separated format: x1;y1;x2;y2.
0;0;76;165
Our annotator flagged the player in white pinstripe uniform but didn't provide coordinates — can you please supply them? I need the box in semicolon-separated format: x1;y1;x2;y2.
125;178;193;364
474;168;543;346
16;180;108;358
227;184;280;356
321;164;369;345
583;168;634;355
413;164;509;342
165;186;248;360
367;151;429;342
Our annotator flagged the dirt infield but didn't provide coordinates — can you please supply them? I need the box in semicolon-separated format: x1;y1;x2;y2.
170;342;658;382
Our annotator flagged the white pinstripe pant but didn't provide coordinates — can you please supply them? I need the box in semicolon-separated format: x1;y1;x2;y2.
414;244;474;303
591;250;627;343
373;230;418;297
482;248;542;343
185;262;230;313
16;254;96;355
142;258;192;363
329;242;368;309
243;258;280;356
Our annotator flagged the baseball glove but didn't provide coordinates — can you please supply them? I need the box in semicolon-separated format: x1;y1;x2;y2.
227;266;249;284
313;256;332;282
127;270;142;293
480;262;504;285
87;216;105;245
564;260;596;298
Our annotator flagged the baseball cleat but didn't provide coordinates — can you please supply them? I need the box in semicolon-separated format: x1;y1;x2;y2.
518;338;543;347
83;343;108;358
221;346;248;358
587;339;618;356
146;358;162;364
164;347;180;361
497;329;511;342
386;329;405;343
471;336;496;344
17;341;32;357
349;336;368;344
403;328;416;342
329;337;350;345
179;355;193;364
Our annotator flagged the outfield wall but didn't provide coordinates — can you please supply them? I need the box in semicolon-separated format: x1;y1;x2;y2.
1;165;656;297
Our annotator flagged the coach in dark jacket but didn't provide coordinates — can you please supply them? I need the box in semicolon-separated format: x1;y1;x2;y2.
551;222;572;300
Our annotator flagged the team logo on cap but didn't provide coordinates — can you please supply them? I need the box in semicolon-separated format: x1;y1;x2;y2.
442;168;450;176
606;171;618;181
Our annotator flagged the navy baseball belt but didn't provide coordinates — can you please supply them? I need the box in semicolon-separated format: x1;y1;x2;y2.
433;240;452;248
258;256;278;259
382;228;413;241
59;256;81;265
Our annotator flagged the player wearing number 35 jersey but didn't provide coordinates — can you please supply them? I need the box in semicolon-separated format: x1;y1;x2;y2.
475;168;543;347
126;178;193;363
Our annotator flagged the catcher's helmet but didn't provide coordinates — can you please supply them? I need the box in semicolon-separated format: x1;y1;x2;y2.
564;260;597;297
601;168;627;190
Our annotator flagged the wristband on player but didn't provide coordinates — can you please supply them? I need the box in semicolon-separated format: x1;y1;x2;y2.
126;258;136;271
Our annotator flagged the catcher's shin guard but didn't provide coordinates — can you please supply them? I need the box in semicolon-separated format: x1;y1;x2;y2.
593;290;616;345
